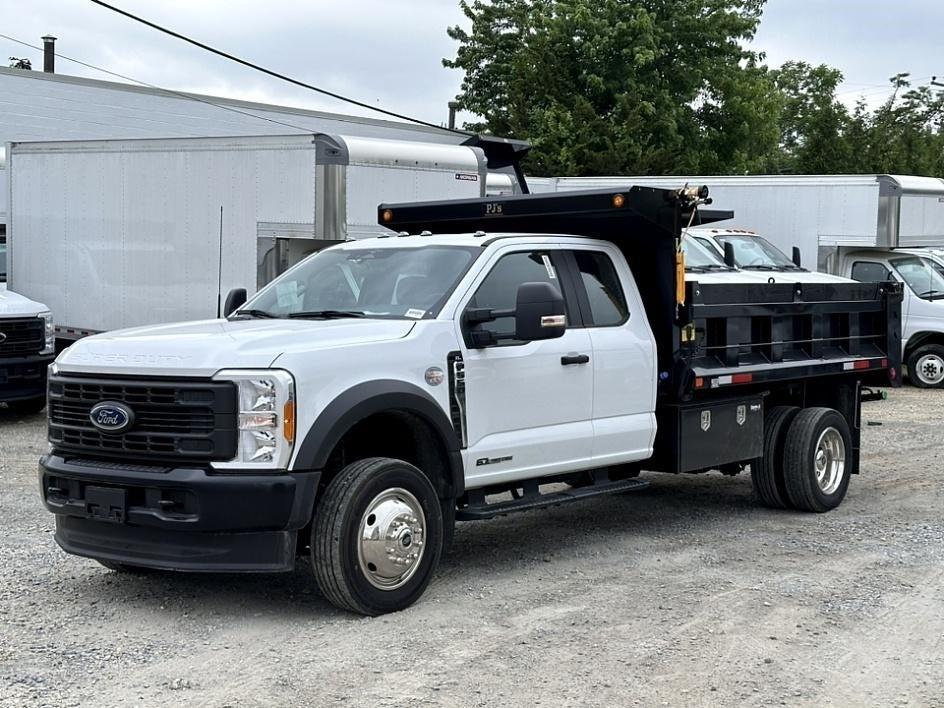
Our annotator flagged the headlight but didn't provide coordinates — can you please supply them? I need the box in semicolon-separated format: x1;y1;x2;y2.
39;312;55;356
211;369;296;471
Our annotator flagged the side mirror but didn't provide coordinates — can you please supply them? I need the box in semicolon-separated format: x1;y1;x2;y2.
723;242;737;268
514;281;566;341
223;288;248;317
792;246;802;267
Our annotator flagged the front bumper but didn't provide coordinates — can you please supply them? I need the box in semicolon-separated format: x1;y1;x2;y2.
0;353;53;402
39;454;320;572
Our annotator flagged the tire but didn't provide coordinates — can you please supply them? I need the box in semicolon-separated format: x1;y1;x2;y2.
782;407;852;513
752;405;800;509
907;344;944;388
6;396;46;415
311;457;443;616
96;559;152;574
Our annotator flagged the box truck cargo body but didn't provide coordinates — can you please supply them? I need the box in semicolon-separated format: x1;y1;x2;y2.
8;134;487;339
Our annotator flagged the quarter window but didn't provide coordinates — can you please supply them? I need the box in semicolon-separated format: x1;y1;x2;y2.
851;261;890;283
573;251;628;326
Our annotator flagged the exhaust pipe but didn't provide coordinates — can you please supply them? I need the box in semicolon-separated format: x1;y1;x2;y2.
42;35;56;73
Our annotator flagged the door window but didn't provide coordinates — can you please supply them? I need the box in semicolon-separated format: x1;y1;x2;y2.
468;250;565;343
851;261;890;283
572;250;629;326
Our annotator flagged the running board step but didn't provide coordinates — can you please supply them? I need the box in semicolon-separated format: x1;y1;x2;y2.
456;478;650;521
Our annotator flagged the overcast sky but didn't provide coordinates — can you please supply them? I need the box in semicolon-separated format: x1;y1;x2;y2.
2;0;942;128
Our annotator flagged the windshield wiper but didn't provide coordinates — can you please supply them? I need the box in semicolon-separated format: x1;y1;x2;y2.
702;264;736;271
918;290;944;299
231;309;276;319
742;264;779;271
288;310;366;319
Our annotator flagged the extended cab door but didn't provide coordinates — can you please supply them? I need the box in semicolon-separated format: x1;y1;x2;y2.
456;247;594;487
565;246;658;464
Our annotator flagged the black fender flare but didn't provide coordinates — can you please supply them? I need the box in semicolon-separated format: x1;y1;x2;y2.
294;380;464;497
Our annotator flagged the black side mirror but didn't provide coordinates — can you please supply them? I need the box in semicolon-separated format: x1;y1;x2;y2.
723;242;737;268
792;246;802;267
223;288;248;317
514;282;566;341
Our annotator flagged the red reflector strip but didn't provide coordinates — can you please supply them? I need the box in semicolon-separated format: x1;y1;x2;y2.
881;358;888;368
694;377;705;389
731;373;753;384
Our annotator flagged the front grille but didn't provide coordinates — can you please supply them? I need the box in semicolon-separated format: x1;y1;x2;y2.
48;375;238;462
0;318;44;357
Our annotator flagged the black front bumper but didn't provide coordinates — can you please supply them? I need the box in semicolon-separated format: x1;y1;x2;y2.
0;353;53;402
39;454;320;572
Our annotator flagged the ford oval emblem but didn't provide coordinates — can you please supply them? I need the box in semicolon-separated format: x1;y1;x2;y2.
89;401;135;434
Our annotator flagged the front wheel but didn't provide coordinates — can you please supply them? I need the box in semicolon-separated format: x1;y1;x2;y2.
782;407;852;513
311;457;443;616
907;344;944;388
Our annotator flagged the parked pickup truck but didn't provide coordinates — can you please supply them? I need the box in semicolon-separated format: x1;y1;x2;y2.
1;235;55;413
689;227;854;284
39;186;901;615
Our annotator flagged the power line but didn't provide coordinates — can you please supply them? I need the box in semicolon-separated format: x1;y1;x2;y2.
89;0;468;136
0;32;316;135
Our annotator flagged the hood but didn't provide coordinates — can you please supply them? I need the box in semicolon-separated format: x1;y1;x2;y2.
739;270;853;284
57;317;416;377
686;270;854;285
0;286;49;317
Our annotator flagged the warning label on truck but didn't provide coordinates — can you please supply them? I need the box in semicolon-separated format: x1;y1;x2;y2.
455;173;479;182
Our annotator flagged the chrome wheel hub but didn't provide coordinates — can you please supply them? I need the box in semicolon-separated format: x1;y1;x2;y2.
916;354;944;386
813;427;845;495
357;488;426;591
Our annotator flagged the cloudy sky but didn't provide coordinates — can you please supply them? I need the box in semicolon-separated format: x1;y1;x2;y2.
2;0;942;128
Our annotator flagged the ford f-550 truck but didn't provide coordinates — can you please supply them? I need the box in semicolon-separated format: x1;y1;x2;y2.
39;186;901;615
1;235;55;414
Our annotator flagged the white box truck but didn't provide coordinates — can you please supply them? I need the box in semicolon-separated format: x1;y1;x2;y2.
7;134;488;340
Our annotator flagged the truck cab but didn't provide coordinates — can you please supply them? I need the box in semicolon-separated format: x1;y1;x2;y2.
0;235;55;413
38;187;900;615
839;247;944;387
690;227;853;284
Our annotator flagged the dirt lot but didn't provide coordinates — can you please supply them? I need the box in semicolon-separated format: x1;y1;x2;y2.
1;387;942;708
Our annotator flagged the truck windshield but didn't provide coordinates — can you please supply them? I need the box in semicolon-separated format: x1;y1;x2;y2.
682;237;733;271
239;245;479;319
890;256;944;301
715;235;801;271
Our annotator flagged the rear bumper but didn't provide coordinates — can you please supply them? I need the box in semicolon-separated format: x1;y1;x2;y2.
0;353;53;402
39;454;320;572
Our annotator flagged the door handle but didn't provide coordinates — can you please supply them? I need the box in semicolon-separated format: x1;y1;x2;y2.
561;354;590;366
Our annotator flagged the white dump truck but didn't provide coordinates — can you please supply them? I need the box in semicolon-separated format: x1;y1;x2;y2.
39;186;901;614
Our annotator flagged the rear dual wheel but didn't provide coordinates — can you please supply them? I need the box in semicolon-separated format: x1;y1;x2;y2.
907;344;944;388
754;406;851;513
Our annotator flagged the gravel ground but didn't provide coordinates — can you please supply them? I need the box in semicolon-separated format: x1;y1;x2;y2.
1;388;943;707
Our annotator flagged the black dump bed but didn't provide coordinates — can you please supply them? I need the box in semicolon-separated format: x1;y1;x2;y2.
378;186;902;401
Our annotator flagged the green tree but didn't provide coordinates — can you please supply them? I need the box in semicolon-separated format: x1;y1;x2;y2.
770;61;852;173
444;0;780;176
